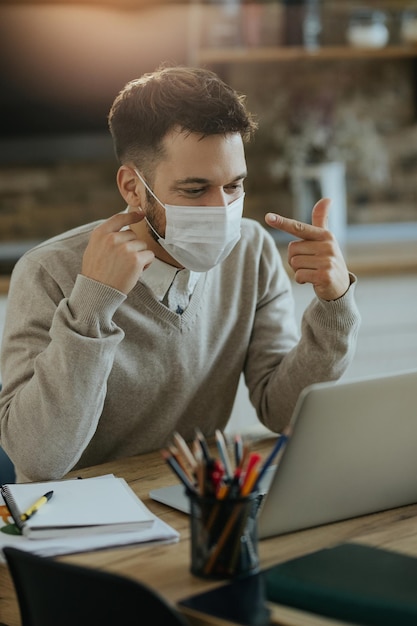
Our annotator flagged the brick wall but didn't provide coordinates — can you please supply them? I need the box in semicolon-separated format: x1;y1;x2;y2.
0;161;123;241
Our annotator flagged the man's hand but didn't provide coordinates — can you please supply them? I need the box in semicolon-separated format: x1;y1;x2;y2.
81;211;155;294
265;198;350;301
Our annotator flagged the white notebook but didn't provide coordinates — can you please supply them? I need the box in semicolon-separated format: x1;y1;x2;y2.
1;474;154;539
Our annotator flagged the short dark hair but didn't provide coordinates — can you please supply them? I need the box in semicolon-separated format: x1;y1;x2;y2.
108;64;257;169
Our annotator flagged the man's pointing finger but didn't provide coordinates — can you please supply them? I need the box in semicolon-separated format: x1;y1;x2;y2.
265;198;332;240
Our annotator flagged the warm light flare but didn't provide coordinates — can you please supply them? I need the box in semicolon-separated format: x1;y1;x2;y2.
1;4;190;110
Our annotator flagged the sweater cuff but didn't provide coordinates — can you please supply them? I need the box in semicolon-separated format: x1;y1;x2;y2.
308;273;361;330
67;274;127;333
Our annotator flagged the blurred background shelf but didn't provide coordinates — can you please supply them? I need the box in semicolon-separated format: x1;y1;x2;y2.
196;44;417;64
1;0;416;290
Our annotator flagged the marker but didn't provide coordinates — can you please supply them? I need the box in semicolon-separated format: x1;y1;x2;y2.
20;491;54;522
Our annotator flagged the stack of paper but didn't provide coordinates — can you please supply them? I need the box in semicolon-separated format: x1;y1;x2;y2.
0;474;179;559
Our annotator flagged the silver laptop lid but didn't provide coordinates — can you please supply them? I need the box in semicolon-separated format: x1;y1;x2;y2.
258;369;417;539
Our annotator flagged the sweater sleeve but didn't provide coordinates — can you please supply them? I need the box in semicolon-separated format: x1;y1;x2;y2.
0;256;126;481
244;232;361;433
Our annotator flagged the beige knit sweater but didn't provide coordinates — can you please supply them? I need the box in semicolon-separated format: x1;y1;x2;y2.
0;218;360;482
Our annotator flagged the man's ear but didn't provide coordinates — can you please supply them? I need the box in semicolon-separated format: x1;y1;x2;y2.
117;165;144;208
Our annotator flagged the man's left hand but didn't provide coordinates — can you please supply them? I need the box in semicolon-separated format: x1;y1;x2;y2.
265;198;350;301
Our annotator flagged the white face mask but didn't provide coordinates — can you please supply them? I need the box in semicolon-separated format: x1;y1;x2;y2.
134;169;244;273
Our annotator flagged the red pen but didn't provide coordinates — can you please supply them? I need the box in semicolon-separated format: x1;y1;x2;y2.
207;457;225;493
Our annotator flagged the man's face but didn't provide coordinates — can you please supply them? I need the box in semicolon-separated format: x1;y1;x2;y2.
144;128;247;239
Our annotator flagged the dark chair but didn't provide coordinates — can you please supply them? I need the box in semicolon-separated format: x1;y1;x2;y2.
0;446;15;484
3;547;190;626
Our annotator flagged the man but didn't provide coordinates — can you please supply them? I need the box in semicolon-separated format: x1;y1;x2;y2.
0;65;360;482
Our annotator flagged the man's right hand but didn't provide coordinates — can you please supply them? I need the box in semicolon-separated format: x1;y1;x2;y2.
81;210;155;294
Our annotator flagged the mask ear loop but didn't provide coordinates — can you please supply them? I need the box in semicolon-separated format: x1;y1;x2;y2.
133;168;165;209
133;168;166;240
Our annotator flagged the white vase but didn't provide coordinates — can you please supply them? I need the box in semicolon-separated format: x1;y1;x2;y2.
290;161;347;249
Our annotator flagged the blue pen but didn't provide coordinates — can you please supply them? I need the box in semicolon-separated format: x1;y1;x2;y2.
252;433;289;492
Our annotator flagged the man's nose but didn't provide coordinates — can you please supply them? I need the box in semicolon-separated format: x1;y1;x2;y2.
208;189;228;207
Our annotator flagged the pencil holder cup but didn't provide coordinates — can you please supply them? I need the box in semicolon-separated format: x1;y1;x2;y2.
187;489;260;579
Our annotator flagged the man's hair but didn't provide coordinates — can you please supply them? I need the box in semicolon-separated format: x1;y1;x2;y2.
108;64;258;169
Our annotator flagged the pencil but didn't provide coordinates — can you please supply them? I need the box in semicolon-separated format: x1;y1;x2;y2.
192;443;205;495
234;433;243;468
238;442;251;471
173;432;197;471
215;429;233;480
168;444;195;484
240;453;262;496
203;502;243;575
195;428;211;462
227;502;257;575
161;449;198;494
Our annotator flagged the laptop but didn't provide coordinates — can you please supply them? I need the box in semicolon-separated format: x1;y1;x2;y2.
149;369;417;539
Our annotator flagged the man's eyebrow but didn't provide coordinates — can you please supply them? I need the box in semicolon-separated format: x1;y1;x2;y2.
175;173;247;185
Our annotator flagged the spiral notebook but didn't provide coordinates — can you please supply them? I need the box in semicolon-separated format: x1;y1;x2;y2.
1;474;154;539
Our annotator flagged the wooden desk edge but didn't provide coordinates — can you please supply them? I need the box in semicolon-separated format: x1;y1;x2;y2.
3;433;417;626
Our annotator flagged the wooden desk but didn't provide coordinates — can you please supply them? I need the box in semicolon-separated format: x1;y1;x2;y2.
2;433;417;626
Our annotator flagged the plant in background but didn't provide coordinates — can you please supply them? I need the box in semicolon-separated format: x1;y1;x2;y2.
259;91;390;186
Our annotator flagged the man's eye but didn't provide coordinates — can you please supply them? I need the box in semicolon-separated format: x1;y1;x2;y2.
226;183;244;192
184;188;205;196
